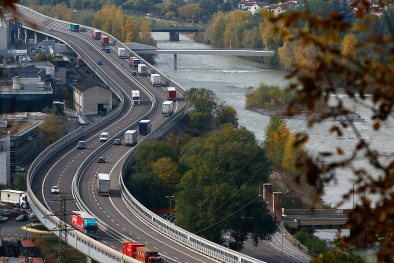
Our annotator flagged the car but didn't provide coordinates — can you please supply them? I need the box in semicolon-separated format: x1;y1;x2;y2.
132;72;137;76
2;210;10;216
15;215;28;222
100;111;106;116
77;141;85;149
85;69;89;73
282;214;287;219
0;217;8;223
51;186;59;194
15;166;26;173
114;139;121;145
13;208;21;214
98;60;102;65
97;157;106;163
49;28;53;31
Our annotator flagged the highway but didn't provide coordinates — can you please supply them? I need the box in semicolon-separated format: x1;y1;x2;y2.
17;5;307;263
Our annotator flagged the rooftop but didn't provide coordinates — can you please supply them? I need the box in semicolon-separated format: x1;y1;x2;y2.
73;79;101;93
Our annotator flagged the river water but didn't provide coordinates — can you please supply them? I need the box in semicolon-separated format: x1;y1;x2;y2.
151;32;388;260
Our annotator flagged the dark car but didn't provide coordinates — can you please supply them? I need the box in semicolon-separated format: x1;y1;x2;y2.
85;69;89;73
132;72;137;76
98;60;102;65
97;157;106;163
77;141;85;149
114;139;121;145
100;111;106;116
15;215;28;222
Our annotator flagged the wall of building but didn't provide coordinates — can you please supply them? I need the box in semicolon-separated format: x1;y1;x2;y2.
73;87;82;113
0;132;11;185
0;20;8;51
82;87;112;115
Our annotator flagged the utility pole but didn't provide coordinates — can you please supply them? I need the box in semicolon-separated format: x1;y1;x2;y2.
46;195;76;263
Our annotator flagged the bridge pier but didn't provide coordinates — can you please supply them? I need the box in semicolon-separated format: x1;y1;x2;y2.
169;32;179;41
174;54;177;69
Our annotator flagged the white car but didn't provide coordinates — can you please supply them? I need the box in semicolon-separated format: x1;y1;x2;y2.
51;186;59;194
0;216;8;222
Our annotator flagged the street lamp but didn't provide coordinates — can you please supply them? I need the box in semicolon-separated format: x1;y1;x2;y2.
309;212;315;257
281;234;286;263
166;195;175;214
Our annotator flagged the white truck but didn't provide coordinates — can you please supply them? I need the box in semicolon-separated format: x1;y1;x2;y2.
118;48;126;59
151;74;161;87
132;90;141;105
138;64;147;76
97;173;110;196
162;101;175;116
1;190;29;208
124;130;137;146
100;132;109;142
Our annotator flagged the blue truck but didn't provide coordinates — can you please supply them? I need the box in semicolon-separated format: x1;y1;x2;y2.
139;120;152;135
71;211;98;238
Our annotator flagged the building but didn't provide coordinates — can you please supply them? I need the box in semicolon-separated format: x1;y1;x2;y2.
0;75;53;113
237;1;269;14
0;19;8;51
0;115;43;184
73;79;112;115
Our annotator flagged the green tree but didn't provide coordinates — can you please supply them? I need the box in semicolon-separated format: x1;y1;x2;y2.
153;157;182;194
216;103;238;127
13;173;27;191
40;106;63;148
134;140;177;173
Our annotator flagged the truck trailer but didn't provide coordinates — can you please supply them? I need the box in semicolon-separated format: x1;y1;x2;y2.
130;57;140;68
77;57;85;67
71;211;98;238
132;90;141;105
97;173;110;195
139;120;152;135
150;74;161;87
92;30;101;40
138;64;147;76
123;242;162;263
167;87;177;101
0;190;29;208
162;101;174;116
101;36;109;46
69;23;79;32
124;130;137;146
118;48;126;59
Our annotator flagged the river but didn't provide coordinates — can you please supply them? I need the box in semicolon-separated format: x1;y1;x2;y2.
151;32;388;261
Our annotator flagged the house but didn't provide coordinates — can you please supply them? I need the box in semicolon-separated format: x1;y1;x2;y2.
73;79;112;115
238;1;269;14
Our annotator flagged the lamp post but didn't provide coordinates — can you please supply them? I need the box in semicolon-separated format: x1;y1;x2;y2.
281;234;286;263
309;211;315;257
166;195;175;214
353;184;355;209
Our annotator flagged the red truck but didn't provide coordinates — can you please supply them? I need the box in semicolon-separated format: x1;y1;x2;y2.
123;242;162;263
92;30;101;40
101;36;109;46
167;87;176;101
77;57;85;67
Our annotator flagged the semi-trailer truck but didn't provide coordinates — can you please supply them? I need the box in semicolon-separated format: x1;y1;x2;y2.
77;57;85;67
150;74;161;87
139;120;152;135
69;23;79;32
0;190;29;208
162;101;174;116
130;57;140;68
123;242;162;263
118;48;126;58
92;30;101;40
97;173;110;195
124;130;137;146
138;64;147;76
132;90;141;105
71;211;98;238
101;36;109;46
167;87;177;101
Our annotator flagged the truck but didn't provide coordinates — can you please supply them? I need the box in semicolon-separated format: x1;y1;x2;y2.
123;242;162;263
118;48;126;59
130;57;140;68
101;36;109;46
167;87;177;101
150;74;161;87
0;190;29;208
69;23;79;32
99;132;109;142
162;101;174;116
92;30;101;40
71;211;98;238
124;130;137;146
138;64;147;76
97;173;110;195
77;57;85;67
139;120;152;135
132;90;141;105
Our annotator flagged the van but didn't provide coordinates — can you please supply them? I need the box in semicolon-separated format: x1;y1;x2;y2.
100;132;109;142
